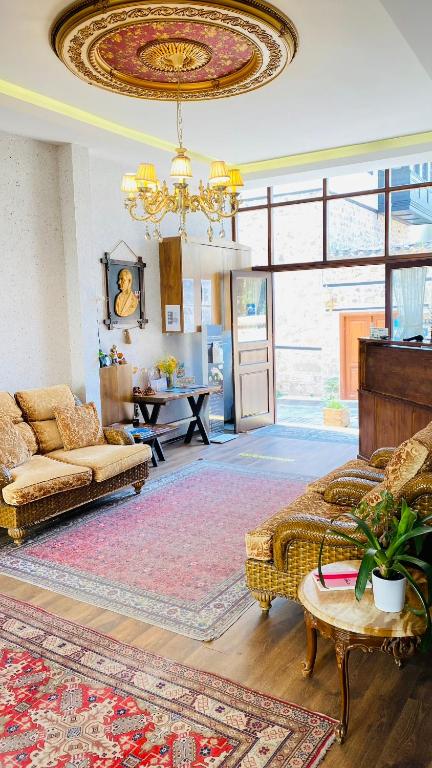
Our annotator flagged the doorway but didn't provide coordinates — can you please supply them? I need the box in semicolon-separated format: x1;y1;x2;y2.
339;311;385;399
273;265;386;430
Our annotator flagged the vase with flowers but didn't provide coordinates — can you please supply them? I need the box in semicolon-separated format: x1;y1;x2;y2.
157;356;178;389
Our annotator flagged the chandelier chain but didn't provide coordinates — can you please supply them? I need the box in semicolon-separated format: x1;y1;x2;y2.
176;74;183;148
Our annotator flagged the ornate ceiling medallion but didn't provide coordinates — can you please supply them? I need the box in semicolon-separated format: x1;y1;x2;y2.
51;0;298;101
138;39;212;73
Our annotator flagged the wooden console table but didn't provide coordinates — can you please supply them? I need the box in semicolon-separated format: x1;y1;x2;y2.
298;562;425;744
133;386;219;445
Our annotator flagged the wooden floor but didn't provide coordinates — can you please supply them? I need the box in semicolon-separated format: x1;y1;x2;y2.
0;429;430;768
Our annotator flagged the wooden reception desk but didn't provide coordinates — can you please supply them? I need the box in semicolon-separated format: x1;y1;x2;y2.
359;338;432;459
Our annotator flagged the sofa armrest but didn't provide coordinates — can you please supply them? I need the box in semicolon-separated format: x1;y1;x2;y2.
369;447;395;468
272;513;360;572
103;427;135;446
0;466;12;503
323;477;377;506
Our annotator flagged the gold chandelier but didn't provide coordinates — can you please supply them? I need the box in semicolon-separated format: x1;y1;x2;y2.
121;42;244;242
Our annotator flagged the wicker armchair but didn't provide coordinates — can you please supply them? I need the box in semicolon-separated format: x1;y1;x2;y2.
245;447;432;613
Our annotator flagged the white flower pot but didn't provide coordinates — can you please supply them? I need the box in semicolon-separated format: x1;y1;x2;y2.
372;569;406;612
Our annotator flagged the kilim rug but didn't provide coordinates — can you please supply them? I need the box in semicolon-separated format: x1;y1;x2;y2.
0;461;310;641
0;595;336;768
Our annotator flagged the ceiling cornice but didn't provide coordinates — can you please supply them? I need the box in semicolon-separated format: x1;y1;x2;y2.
0;77;214;163
1;77;432;176
237;131;432;175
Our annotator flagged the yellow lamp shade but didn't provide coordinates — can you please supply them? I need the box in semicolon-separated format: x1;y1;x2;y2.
170;148;193;180
209;160;229;186
121;173;137;194
228;168;244;191
136;162;158;190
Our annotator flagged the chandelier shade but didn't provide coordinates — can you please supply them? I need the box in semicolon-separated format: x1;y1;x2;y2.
228;168;244;191
209;161;230;187
136;163;158;189
170;148;193;181
121;173;138;196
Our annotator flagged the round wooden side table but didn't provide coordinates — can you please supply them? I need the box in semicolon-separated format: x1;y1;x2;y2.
298;561;426;744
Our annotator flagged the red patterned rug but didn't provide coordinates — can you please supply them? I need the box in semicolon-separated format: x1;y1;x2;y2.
0;461;309;640
0;594;336;767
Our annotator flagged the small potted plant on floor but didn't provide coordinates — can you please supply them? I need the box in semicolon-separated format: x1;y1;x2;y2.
322;377;350;428
318;492;432;643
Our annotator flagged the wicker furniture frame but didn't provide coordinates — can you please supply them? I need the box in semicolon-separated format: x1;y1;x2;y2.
245;464;432;612
0;462;149;545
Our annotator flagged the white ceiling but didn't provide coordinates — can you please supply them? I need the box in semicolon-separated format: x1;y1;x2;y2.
1;0;432;172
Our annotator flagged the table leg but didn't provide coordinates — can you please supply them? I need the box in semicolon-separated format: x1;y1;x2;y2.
154;438;166;461
334;638;350;744
147;439;158;468
138;403;151;422
302;611;317;678
184;395;209;445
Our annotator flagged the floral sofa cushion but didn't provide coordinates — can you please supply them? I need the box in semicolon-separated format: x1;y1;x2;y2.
54;403;105;451
245;490;350;562
0;392;23;424
48;443;152;483
0;415;31;469
15;385;75;422
2;455;92;506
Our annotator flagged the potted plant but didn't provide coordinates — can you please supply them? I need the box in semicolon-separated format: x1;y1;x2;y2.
322;377;350;428
318;492;432;644
156;356;178;388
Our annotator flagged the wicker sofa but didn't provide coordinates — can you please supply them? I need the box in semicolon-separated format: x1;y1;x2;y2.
245;428;432;613
0;386;151;545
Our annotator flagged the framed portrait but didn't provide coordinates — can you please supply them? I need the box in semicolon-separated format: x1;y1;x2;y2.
101;252;148;329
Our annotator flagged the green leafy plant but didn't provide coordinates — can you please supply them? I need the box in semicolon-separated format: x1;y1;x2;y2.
318;491;432;646
323;377;345;409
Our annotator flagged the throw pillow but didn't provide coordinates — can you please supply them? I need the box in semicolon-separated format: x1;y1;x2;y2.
384;437;428;495
54;403;105;451
0;414;31;469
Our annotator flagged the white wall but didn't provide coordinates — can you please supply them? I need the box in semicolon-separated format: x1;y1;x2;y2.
0;134;229;431
0;133;71;391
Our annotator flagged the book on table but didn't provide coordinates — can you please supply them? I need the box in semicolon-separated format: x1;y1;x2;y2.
312;563;372;591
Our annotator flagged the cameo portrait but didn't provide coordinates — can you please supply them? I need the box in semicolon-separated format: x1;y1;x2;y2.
102;252;147;329
114;268;139;317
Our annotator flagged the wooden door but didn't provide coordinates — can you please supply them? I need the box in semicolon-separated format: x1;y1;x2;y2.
340;312;385;399
231;270;274;432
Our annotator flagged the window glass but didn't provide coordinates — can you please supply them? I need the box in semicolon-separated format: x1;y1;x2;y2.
327;170;384;195
236;209;268;266
238;186;268;208
390;163;432;187
272;178;322;203
236;277;267;342
327;194;385;259
389;188;432;255
272;202;322;263
392;266;432;340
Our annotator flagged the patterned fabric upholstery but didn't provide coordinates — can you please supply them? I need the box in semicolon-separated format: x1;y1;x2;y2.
0;415;31;469
30;420;63;454
15;423;38;455
245;490;350;561
48;443;152;483
2;455;92;506
15;385;75;422
307;459;372;494
54;403;105;451
103;427;135;446
0;392;23;424
384;438;428;492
